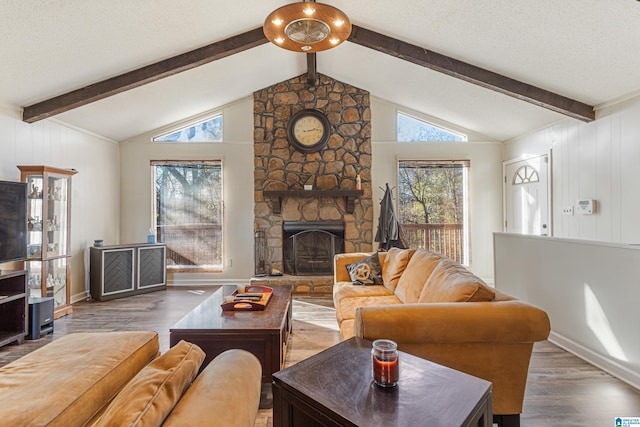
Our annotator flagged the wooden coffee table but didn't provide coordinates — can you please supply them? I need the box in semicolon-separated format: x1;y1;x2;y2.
273;337;492;427
169;285;292;383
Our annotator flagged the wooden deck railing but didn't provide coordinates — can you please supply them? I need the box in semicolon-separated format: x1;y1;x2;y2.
400;223;464;264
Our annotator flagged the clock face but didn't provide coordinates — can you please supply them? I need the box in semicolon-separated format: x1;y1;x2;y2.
287;109;330;153
293;116;324;146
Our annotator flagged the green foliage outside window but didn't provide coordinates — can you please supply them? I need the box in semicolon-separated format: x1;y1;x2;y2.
398;161;465;225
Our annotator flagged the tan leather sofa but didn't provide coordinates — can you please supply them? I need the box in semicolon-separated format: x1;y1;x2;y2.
0;331;261;427
333;248;550;427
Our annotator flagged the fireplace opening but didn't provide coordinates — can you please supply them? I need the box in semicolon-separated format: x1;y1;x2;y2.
283;221;345;276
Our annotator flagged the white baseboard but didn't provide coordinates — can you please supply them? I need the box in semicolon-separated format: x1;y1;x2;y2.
549;331;640;391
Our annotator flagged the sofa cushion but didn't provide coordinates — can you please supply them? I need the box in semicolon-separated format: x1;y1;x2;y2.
92;340;205;427
419;257;495;303
394;249;443;303
163;349;262;427
335;295;403;323
346;252;383;285
0;331;159;427
333;282;393;302
381;248;416;292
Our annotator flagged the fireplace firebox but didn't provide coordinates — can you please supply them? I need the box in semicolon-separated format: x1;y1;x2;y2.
283;221;345;276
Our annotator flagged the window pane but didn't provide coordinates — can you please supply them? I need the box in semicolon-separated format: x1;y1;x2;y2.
398;160;468;264
397;113;465;142
153;162;223;271
154;115;222;142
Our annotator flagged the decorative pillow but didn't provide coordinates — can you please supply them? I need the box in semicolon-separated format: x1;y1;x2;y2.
394;249;443;303
419;258;495;303
92;340;205;427
381;248;416;291
346;253;383;285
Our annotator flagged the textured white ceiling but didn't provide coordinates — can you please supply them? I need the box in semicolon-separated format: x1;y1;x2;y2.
1;0;640;141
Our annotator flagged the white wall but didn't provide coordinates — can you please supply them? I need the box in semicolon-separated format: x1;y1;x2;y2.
0;106;121;303
495;233;640;389
504;95;640;243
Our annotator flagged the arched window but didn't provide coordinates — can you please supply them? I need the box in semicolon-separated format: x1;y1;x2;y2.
512;166;539;185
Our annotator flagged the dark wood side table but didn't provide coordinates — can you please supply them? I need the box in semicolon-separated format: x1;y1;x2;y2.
169;285;292;382
273;337;492;427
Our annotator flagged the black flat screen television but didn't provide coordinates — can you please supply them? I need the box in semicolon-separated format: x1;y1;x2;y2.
0;180;28;263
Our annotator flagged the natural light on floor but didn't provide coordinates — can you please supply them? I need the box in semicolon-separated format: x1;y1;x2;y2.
584;282;627;361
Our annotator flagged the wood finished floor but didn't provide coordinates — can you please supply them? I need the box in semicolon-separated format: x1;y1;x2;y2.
1;287;638;426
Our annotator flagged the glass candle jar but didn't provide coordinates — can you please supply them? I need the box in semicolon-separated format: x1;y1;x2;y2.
371;339;399;387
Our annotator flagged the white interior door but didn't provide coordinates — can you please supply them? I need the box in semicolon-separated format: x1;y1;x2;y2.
503;153;551;235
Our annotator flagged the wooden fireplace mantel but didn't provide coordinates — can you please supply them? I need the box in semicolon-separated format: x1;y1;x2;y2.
263;189;364;214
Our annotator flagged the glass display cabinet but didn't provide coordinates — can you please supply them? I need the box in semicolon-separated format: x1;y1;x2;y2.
18;165;77;318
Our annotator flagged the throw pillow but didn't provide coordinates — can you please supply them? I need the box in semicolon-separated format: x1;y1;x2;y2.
346;253;383;285
419;257;496;303
381;247;416;291
394;249;443;303
92;340;205;427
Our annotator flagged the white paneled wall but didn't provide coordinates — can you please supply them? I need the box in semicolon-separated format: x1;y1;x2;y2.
0;107;120;303
494;232;640;389
504;96;640;244
502;95;640;390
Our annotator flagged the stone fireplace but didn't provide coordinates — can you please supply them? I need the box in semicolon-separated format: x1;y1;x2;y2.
253;73;373;292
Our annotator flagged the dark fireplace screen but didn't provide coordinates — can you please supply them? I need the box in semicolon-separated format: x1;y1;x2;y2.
283;221;345;276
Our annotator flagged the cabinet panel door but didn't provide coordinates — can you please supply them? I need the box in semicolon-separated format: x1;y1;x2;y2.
138;246;166;288
102;249;135;295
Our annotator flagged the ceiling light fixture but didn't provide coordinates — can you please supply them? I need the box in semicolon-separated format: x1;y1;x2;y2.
263;2;352;53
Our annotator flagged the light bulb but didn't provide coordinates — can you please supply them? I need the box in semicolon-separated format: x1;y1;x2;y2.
274;37;285;44
303;7;315;16
272;18;283;26
334;19;344;26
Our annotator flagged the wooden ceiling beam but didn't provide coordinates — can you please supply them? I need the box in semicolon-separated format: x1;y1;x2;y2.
22;23;596;124
22;27;269;123
306;53;317;86
348;25;595;122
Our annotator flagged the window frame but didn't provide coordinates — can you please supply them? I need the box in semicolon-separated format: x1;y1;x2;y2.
151;159;224;273
396;159;470;265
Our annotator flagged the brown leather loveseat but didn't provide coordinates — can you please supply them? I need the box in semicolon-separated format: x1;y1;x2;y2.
333;248;550;427
0;331;261;426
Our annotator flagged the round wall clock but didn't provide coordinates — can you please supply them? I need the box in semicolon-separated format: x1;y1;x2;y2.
287;109;331;153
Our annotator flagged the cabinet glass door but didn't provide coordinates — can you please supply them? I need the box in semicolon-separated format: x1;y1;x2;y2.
47;258;68;307
26;259;68;306
26;175;44;259
27;260;42;299
45;175;69;258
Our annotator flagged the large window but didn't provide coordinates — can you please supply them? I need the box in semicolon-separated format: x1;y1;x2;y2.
152;161;223;271
398;160;469;264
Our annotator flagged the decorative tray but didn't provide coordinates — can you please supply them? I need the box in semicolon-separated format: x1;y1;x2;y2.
220;285;274;311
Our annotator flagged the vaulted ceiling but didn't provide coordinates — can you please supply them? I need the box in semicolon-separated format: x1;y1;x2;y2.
2;1;639;142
